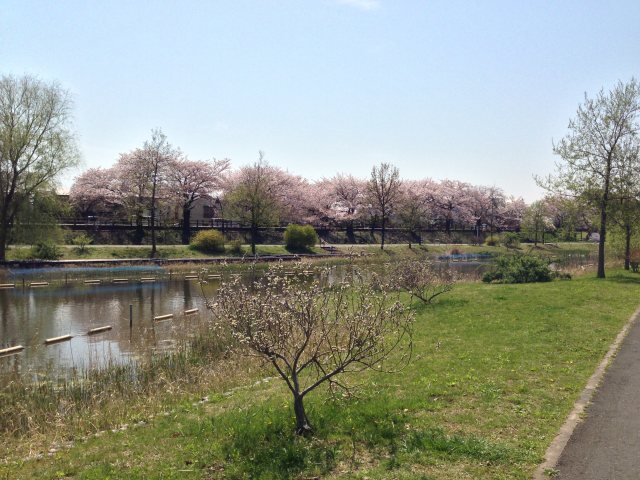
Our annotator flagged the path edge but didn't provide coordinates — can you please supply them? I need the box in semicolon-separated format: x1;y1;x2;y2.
532;306;640;479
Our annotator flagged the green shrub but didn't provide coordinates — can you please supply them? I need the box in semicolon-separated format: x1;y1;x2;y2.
72;233;93;254
284;224;318;251
502;232;520;249
190;230;225;254
482;254;552;284
229;239;243;254
485;237;499;247
29;241;63;260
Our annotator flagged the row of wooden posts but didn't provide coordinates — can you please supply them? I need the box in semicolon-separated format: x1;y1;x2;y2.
0;269;313;357
0;304;201;358
0;273;224;290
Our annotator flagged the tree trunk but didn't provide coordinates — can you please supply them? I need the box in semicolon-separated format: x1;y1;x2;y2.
380;215;386;250
597;163;611;279
182;206;191;245
150;199;157;258
624;224;631;270
0;224;6;262
293;395;312;436
346;221;355;244
250;224;257;255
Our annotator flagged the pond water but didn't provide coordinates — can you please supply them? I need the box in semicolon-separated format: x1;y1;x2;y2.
0;252;588;384
0;270;224;383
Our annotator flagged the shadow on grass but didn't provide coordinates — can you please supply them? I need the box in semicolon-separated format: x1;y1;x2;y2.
213;393;518;478
601;272;640;284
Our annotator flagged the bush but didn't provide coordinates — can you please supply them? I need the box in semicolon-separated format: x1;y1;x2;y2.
72;233;93;254
482;254;552;284
485;237;499;247
29;241;63;260
284;224;318;251
229;239;243;254
502;232;520;249
190;230;225;254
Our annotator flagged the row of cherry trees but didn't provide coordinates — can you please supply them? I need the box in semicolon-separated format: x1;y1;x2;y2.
71;130;576;252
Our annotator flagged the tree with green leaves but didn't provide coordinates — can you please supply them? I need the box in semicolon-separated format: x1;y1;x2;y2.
224;153;290;255
0;75;79;261
539;78;640;278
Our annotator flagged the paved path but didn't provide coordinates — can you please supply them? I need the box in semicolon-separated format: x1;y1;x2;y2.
555;313;640;479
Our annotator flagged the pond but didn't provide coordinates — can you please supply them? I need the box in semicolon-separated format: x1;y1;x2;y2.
0;266;227;384
0;252;588;384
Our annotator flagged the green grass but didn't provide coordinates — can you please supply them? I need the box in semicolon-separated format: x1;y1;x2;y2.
5;244;327;260
2;268;638;479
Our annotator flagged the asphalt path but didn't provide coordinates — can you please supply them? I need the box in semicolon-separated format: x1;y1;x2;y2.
555;314;640;479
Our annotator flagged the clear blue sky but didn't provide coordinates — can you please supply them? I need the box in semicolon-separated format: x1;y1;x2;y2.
2;0;639;201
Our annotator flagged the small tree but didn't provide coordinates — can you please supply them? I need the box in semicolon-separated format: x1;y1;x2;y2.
72;233;93;254
209;263;414;435
392;258;457;304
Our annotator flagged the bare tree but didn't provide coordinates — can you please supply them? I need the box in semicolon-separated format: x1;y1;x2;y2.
139;129;179;257
367;163;401;250
392;257;457;304
0;75;79;260
539;78;640;278
208;263;414;435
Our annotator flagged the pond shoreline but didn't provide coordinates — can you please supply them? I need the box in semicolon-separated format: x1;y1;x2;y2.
0;252;352;269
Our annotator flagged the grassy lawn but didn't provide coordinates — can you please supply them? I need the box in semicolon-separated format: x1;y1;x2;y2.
2;268;638;479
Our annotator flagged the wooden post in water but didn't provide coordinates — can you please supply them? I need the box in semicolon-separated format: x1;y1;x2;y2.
129;304;133;329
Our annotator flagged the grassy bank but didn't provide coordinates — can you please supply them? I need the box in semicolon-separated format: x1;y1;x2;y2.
5;244;328;261
4;241;597;262
2;268;638;479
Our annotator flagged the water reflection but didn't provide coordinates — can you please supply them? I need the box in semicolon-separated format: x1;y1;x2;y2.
0;277;220;383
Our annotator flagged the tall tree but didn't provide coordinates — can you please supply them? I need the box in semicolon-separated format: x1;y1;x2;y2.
541;79;640;278
609;138;640;269
224;153;290;255
425;180;473;235
138;129;179;257
397;180;431;242
367;163;401;250
0;75;79;260
521;201;551;246
167;157;230;244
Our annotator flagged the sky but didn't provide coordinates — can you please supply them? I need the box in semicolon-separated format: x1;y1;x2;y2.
2;0;639;201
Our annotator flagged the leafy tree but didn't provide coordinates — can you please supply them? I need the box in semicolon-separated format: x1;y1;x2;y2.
224;153;291;255
539;78;640;278
0;75;79;261
521;201;552;246
609;139;640;269
209;263;413;435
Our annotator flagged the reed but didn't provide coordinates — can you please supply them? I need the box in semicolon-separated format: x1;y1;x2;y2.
0;329;232;441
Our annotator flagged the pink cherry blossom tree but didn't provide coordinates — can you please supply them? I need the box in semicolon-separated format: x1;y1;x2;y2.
167;157;230;244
